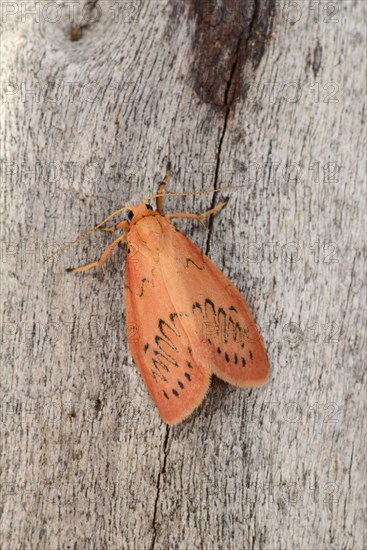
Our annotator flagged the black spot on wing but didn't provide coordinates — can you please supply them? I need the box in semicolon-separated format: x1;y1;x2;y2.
178;380;184;389
236;320;246;349
144;343;149;353
172;389;179;397
184;372;191;381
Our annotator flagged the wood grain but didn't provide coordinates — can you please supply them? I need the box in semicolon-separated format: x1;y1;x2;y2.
1;1;365;548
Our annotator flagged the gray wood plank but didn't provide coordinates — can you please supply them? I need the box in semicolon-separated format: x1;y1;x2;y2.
1;1;365;549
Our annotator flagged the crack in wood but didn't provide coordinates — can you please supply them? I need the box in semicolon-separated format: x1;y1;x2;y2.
204;34;241;256
151;425;170;550
189;0;275;255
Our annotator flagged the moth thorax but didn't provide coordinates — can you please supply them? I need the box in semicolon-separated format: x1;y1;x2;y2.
136;215;162;249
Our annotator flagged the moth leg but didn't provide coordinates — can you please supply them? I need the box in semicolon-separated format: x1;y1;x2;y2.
99;220;130;233
67;234;127;273
156;161;172;214
166;200;228;226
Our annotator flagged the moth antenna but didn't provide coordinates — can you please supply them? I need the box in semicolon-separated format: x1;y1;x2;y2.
45;204;133;261
143;185;244;204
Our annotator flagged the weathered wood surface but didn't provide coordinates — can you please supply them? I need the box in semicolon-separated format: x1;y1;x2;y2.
1;1;365;548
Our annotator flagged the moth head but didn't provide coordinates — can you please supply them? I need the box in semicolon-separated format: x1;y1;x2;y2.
127;202;155;224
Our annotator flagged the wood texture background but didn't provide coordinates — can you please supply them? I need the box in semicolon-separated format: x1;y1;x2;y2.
1;1;365;548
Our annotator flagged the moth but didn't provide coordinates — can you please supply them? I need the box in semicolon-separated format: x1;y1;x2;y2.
68;168;269;424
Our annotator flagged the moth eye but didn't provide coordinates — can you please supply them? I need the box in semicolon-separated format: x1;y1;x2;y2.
127;210;134;221
146;204;153;211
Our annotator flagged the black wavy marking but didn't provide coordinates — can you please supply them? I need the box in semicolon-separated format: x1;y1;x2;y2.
193;298;249;349
193;298;257;373
185;257;204;271
125;277;151;297
159;315;181;342
148;311;195;399
148;297;253;388
150;313;185;382
137;278;150;297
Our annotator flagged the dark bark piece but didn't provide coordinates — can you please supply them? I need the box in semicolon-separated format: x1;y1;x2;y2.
189;0;275;106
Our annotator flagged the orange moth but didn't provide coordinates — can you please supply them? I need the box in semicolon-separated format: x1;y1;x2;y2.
66;167;269;425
